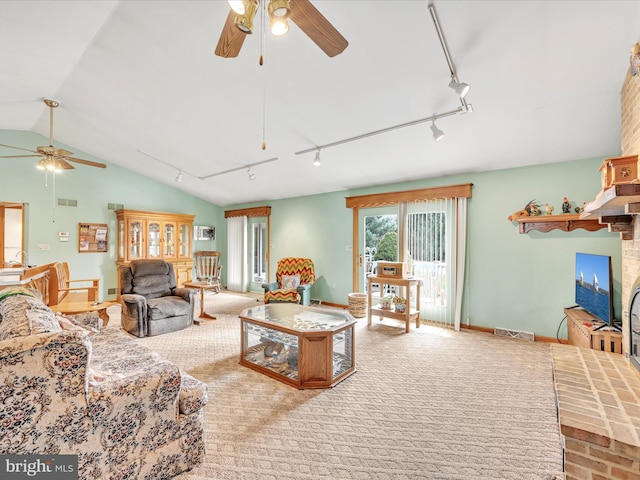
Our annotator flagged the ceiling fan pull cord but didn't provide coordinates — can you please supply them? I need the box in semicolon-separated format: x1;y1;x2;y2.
259;0;265;66
261;0;267;150
51;171;56;223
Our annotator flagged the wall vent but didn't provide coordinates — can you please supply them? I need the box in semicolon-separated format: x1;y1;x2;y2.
57;198;78;207
108;203;124;210
107;288;116;295
494;327;535;342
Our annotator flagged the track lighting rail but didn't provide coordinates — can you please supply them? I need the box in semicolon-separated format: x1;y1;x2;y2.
199;157;278;179
296;3;471;159
294;106;464;156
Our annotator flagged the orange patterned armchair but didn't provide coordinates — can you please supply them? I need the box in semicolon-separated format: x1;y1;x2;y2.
262;257;316;305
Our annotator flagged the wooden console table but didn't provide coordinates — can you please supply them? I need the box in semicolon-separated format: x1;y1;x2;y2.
367;275;421;333
565;307;622;354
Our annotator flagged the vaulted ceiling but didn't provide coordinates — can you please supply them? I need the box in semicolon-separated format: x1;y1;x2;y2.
1;1;638;206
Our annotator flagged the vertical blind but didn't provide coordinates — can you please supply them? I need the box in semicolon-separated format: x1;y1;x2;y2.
406;197;460;328
227;215;248;292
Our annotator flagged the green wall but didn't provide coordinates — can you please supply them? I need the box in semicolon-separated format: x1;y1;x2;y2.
229;156;621;340
1;129;621;339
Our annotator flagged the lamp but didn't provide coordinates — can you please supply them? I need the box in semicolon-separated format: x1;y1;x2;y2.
430;121;444;141
313;149;321;167
235;0;258;34
247;168;256;181
175;170;183;183
448;77;470;99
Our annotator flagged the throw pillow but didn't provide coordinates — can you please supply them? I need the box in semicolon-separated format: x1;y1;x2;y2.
281;274;301;290
0;294;61;341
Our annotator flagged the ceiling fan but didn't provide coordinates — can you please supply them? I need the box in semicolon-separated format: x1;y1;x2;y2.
0;98;107;172
215;0;348;58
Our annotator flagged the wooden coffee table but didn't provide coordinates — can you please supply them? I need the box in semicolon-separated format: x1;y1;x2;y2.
239;303;357;389
50;301;114;328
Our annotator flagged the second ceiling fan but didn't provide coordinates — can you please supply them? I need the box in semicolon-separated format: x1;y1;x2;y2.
0;98;106;172
215;0;348;58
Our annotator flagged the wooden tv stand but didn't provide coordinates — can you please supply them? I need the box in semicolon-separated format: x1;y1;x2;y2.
564;307;622;354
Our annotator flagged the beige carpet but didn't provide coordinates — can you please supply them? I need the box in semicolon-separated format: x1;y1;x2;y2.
109;292;564;480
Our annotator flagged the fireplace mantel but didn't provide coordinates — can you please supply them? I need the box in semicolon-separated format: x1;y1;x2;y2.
580;184;640;240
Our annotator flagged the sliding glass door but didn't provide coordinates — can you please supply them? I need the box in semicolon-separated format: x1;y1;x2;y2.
358;206;397;294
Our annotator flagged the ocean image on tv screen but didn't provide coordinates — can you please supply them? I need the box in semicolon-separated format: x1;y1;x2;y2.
575;253;612;324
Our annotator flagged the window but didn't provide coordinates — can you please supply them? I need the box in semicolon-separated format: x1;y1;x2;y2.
252;222;267;283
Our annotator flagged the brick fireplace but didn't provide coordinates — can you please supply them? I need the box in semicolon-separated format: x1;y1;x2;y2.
550;60;640;480
621;68;640;356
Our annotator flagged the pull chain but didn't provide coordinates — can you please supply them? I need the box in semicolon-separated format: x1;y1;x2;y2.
260;0;267;150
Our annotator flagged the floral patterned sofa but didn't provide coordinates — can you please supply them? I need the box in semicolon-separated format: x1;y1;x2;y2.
0;287;207;480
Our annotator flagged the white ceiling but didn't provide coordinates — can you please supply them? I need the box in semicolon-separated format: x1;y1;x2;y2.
1;1;639;206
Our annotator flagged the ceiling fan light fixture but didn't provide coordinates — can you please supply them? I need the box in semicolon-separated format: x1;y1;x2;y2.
268;0;290;18
227;0;247;15
430;122;445;142
313;150;321;167
234;0;258;34
45;159;57;171
448;77;470;99
270;17;289;36
36;158;46;170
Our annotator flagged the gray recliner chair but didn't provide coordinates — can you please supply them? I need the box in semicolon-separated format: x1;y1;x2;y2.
119;259;195;337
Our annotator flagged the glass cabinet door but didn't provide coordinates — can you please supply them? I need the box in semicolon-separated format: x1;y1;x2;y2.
148;221;161;258
129;220;144;260
178;223;191;258
164;222;176;258
118;219;125;260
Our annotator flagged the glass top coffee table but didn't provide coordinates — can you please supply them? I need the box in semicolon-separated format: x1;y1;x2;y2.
239;303;357;389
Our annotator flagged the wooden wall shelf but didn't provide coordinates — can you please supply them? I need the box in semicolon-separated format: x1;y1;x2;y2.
515;214;606;234
580;184;640;240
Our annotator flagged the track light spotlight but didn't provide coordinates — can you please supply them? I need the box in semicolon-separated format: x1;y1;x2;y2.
430;122;444;141
448;77;470;99
175;170;183;183
247;168;256;181
313;150;321;167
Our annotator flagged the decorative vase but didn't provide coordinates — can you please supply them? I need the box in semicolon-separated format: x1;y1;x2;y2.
394;304;406;313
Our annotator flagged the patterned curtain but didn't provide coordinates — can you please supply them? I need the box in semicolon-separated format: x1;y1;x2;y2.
226;216;247;292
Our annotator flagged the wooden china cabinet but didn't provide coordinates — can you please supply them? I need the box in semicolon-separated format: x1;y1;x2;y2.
115;209;195;292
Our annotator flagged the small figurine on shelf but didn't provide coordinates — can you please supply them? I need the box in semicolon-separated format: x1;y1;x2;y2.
574;201;587;214
545;203;554;216
529;204;541;216
561;197;571;214
508;199;540;222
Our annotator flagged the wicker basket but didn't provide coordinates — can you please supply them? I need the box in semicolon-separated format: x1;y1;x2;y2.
347;292;368;318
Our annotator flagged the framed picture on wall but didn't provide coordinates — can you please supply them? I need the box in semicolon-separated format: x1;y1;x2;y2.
194;225;215;241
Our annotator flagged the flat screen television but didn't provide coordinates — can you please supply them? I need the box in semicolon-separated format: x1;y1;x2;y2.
574;252;615;327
